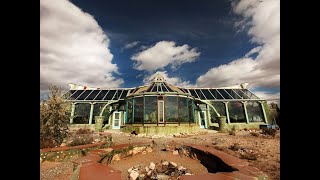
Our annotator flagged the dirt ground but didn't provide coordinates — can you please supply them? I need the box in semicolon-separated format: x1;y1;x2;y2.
40;129;280;180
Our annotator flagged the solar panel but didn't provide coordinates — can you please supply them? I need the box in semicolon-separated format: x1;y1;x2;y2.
195;89;206;99
241;89;259;99
104;90;116;100
76;90;93;100
94;90;109;100
201;89;215;100
225;89;242;99
85;90;100;100
120;90;129;99
69;90;84;100
216;89;232;99
164;83;174;92
189;89;199;98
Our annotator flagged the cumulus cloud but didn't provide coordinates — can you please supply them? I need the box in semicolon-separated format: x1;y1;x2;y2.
40;0;123;93
196;0;279;90
143;71;195;87
131;41;200;72
252;90;280;107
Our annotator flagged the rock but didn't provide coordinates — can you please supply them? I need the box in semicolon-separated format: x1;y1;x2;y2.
138;174;145;180
40;157;43;163
157;174;170;180
145;167;149;172
173;170;182;178
161;160;169;166
177;166;186;171
169;162;177;168
149;162;155;170
60;143;67;147
184;169;192;174
173;150;179;155
127;150;133;156
112;154;121;161
147;170;152;176
185;173;193;175
156;163;164;173
133;147;146;155
130;171;139;180
128;167;133;173
145;147;153;153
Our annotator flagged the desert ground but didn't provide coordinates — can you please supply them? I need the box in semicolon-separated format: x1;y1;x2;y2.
40;129;280;180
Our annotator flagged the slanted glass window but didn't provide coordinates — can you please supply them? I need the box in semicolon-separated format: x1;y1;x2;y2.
165;96;178;122
144;96;157;123
73;103;91;124
93;103;106;124
134;97;143;123
209;102;226;123
246;101;265;122
101;104;111;125
188;99;194;123
178;97;189;122
228;102;246;123
127;99;133;123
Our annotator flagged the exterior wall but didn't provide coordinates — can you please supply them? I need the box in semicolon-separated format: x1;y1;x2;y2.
121;124;201;135
68;98;269;131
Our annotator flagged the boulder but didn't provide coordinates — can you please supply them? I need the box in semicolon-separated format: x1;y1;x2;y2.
149;162;155;170
129;171;139;180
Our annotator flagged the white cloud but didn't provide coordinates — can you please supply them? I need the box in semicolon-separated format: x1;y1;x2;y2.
40;0;123;93
196;0;279;90
143;71;195;87
252;90;280;107
131;41;200;72
123;41;140;50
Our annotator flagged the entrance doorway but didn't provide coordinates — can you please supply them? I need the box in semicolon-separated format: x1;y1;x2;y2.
198;111;207;128
158;100;164;123
112;112;121;129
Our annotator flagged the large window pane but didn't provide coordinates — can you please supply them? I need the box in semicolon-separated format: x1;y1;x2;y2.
73;103;91;124
178;97;189;122
246;102;265;122
93;103;106;124
134;97;144;123
228;102;246;123
165;96;178;122
188;99;194;123
127;99;133;123
209;102;226;123
144;96;157;123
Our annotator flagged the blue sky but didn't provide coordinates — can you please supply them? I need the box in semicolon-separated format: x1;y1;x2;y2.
40;0;280;103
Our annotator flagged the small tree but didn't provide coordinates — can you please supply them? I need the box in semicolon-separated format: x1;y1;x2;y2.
40;86;70;148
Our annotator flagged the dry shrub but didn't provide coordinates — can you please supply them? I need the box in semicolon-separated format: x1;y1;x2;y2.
262;129;277;137
228;126;236;136
40;86;70;148
229;143;241;151
250;132;260;137
67;134;94;146
240;153;257;160
76;128;93;134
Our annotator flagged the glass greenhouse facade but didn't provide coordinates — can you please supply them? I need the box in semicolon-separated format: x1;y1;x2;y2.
64;74;269;132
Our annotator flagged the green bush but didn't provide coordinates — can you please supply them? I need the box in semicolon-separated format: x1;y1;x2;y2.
40;86;70;149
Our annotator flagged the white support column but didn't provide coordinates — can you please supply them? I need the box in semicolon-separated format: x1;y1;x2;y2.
242;101;249;124
70;103;76;124
260;101;268;123
109;106;112;125
89;103;95;124
224;102;230;124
